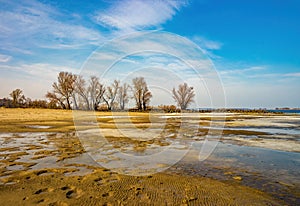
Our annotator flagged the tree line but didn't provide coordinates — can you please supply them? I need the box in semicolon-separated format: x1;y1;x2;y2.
0;71;195;111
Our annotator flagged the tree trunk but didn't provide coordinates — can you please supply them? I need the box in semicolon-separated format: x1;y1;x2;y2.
72;95;78;110
94;103;98;111
120;101;124;110
59;101;66;109
66;98;71;110
84;97;90;110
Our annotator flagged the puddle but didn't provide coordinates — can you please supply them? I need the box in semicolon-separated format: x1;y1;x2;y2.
6;164;24;171
64;166;93;176
0;132;84;177
98;115;139;119
26;125;53;129
29;156;60;170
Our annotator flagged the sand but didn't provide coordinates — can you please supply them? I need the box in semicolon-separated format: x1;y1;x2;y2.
0;168;279;206
0;108;294;205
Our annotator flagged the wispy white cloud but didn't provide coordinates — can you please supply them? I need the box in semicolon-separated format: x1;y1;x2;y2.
214;62;300;107
190;36;223;59
284;72;300;77
0;62;79;99
0;0;103;53
0;54;12;62
0;63;77;81
94;0;188;31
192;36;223;50
219;66;267;75
219;65;300;81
82;31;217;84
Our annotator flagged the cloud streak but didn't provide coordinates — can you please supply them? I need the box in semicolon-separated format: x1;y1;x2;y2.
94;0;188;31
284;72;300;77
219;66;267;75
0;0;103;53
0;54;12;62
0;62;78;99
192;36;223;50
0;63;77;81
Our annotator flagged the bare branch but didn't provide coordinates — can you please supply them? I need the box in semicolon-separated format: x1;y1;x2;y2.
132;77;152;111
172;83;195;110
103;80;120;111
89;76;105;110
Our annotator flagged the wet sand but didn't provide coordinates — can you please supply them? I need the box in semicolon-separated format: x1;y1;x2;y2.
0;168;279;206
0;108;299;205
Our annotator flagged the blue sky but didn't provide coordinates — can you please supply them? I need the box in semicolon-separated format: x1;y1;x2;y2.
0;0;299;108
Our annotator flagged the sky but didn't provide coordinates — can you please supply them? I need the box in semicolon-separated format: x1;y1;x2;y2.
0;0;299;108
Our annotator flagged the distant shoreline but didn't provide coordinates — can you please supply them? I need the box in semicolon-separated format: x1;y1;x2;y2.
190;108;300;114
1;106;300;114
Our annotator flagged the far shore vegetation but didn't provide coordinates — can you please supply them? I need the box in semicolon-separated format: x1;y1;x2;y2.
0;71;290;114
0;71;195;113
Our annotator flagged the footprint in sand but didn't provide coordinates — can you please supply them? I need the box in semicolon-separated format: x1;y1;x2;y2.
66;190;75;199
34;188;48;195
61;186;83;199
101;191;114;198
94;175;120;185
35;169;48;176
61;186;70;191
34;187;54;195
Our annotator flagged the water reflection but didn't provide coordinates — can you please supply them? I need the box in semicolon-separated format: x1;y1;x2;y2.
171;142;300;205
0;114;299;204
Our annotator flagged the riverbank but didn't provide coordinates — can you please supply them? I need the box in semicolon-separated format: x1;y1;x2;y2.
0;108;298;205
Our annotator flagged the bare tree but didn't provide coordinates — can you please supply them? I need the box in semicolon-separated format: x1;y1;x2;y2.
47;72;77;109
9;88;25;107
74;75;90;110
118;83;130;110
172;83;195;110
142;88;152;111
103;80;120;111
46;91;66;109
89;76;105;110
132;77;152;111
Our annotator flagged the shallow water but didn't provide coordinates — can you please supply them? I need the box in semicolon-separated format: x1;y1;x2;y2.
227;126;300;135
0;132;89;185
172;142;300;204
0;114;299;204
26;125;53;129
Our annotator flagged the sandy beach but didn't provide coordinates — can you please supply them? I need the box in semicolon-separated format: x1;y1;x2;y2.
0;108;299;205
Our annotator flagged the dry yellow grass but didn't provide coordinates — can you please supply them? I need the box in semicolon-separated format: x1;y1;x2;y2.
0;108;74;132
0;108;153;133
